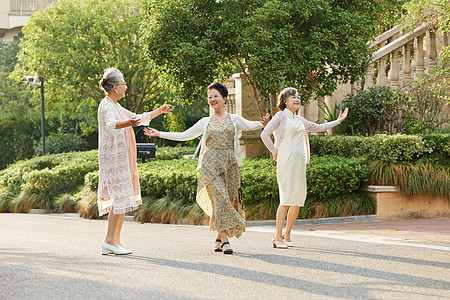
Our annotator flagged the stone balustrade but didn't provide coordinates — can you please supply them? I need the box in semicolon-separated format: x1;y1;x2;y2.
364;22;450;90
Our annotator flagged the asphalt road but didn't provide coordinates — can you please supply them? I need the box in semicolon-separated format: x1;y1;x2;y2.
1;213;449;299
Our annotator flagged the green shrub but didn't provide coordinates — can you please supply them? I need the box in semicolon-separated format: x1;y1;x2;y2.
0;150;98;212
310;134;430;163
154;146;197;160
83;156;369;222
0;151;96;194
0;102;40;169
307;156;369;198
34;132;89;155
340;85;449;135
420;133;450;165
309;135;366;158
365;134;425;163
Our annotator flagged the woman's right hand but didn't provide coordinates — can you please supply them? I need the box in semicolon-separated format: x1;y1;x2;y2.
128;117;141;127
273;153;277;162
144;127;160;137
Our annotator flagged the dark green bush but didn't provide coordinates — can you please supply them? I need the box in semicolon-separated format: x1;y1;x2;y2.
83;156;370;221
0;151;94;194
420;133;450;165
0;150;98;212
154;145;197;160
307;156;368;198
0;102;40;169
340;85;449;135
34;132;89;155
309;133;443;164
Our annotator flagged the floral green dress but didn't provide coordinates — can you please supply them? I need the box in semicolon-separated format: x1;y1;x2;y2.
196;115;246;238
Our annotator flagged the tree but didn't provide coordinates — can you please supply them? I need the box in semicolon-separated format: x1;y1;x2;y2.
12;0;163;118
141;0;405;115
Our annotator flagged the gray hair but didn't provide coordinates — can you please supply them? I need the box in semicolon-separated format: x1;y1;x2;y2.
99;68;123;94
277;87;298;110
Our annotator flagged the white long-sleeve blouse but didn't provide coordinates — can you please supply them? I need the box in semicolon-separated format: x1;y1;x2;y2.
261;110;340;164
159;114;263;169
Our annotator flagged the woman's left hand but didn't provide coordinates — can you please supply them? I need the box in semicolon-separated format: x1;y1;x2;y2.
338;108;349;123
260;113;270;126
159;104;173;114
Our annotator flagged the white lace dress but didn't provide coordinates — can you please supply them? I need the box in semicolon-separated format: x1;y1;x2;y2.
97;97;152;216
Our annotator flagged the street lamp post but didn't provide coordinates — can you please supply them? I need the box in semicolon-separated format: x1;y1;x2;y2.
39;77;45;156
25;76;45;156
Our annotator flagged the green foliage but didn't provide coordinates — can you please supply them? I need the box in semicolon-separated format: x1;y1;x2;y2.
0;150;98;212
299;193;376;219
340;86;393;135
420;133;450;165
242;156;369;219
0;102;41;169
403;0;450;33
154;146;197;160
307;156;369;199
310;134;428;163
141;0;403;112
12;0;163;125
79;155;369;222
340;85;449;135
0;40;20;74
34;132;89;155
369;161;450;196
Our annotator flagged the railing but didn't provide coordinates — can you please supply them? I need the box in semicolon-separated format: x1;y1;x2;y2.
364;22;450;90
10;0;57;14
10;0;39;13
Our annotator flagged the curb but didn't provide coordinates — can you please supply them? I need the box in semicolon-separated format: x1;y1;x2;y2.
246;215;378;227
28;211;378;226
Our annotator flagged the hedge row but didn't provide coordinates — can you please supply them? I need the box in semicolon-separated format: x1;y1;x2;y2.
309;133;449;164
81;156;372;221
0;146;195;213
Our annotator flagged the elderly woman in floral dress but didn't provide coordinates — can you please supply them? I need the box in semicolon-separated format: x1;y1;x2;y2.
144;82;269;254
97;67;172;255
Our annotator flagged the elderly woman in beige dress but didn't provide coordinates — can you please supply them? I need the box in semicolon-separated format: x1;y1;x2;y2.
98;68;172;255
261;87;348;249
144;82;269;254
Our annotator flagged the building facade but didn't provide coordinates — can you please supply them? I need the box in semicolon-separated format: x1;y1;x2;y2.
0;0;57;41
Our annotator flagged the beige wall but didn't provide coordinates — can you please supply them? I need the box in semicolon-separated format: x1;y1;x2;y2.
0;0;55;42
365;186;450;220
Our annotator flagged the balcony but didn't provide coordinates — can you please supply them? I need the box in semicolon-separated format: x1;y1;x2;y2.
9;0;57;15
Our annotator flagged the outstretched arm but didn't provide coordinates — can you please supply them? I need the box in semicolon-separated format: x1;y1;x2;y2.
138;104;172;126
234;114;270;131
143;118;204;141
305;108;348;132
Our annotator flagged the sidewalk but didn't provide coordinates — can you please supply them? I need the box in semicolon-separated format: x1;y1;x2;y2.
293;217;450;247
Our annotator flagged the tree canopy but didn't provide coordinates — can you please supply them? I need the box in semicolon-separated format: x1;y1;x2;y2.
141;0;405;114
12;0;163;116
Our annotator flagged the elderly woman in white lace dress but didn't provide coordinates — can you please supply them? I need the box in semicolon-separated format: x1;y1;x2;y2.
97;68;171;255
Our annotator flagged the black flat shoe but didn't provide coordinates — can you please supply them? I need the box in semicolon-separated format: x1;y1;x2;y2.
214;239;222;252
221;241;233;255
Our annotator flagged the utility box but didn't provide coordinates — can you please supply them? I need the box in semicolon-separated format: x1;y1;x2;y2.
137;143;156;160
